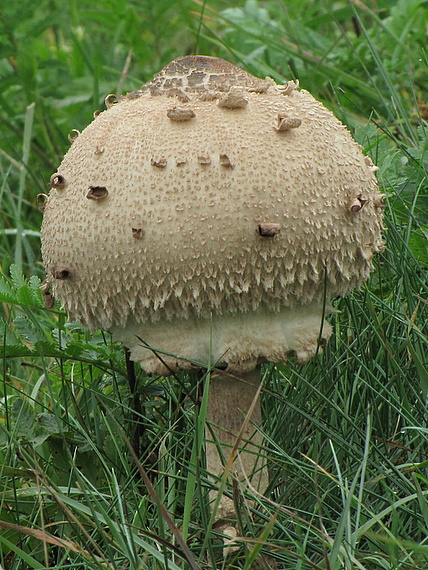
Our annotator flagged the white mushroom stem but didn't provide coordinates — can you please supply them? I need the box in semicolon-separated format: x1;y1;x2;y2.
205;368;268;520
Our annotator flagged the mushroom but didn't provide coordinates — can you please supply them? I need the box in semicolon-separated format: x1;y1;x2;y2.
41;55;385;522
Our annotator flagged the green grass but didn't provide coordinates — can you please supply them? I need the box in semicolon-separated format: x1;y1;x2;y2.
1;0;428;568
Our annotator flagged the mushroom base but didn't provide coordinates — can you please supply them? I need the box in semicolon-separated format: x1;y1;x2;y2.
110;304;333;375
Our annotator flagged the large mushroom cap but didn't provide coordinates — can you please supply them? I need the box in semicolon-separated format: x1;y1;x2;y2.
41;55;385;374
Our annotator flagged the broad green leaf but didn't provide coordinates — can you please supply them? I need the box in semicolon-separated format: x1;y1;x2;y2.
9;265;26;290
11;398;36;439
13;315;43;344
36;413;62;434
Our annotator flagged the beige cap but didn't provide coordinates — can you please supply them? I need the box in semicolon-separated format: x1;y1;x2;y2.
41;56;385;374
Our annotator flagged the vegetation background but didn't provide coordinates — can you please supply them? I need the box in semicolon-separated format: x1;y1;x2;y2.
1;0;428;568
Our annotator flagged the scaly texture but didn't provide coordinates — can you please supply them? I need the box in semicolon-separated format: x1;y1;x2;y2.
41;56;385;373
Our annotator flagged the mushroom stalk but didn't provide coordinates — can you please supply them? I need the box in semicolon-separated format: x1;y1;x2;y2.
205;368;268;519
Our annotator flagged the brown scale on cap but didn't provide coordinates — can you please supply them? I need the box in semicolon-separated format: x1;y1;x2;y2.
217;87;248;109
258;223;281;237
37;193;48;212
135;55;259;98
49;173;66;190
40;281;55;308
276;115;302;131
68;129;80;143
167;107;196;121
86;186;108;200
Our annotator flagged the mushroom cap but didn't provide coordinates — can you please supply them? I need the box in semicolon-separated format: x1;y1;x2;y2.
41;56;385;373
